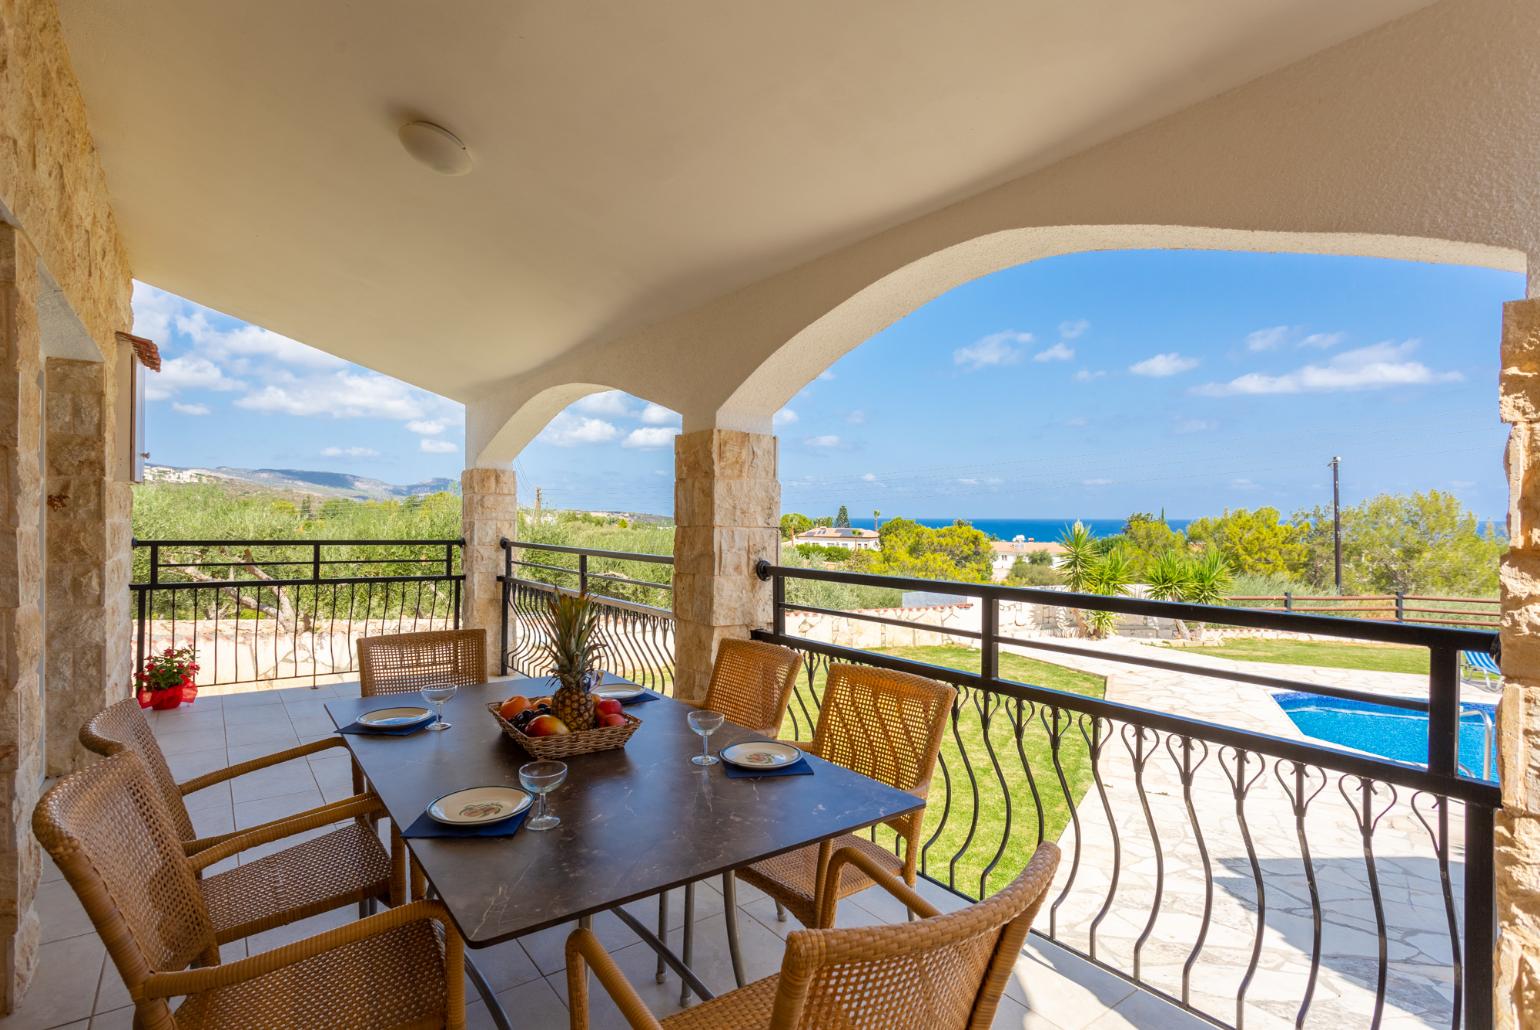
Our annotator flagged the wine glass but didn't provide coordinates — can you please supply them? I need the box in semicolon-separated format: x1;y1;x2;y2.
519;760;568;831
688;709;725;766
421;682;457;731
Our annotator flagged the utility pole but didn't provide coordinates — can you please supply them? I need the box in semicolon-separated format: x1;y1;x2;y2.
1329;456;1342;594
873;509;881;531
535;487;543;520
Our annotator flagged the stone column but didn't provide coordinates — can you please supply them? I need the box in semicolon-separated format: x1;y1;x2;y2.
461;467;517;675
43;357;131;776
672;429;779;702
1497;298;1540;1028
0;225;44;1008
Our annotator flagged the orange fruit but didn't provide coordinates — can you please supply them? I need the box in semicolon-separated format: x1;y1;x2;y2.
499;695;531;720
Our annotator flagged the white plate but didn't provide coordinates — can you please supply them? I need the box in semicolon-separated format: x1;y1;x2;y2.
428;786;532;826
593;685;644;701
720;741;804;770
358;706;433;728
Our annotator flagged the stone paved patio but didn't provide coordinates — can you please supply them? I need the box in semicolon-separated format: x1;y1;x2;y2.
2;682;1210;1030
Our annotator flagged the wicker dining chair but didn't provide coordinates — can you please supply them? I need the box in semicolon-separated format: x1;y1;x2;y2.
80;699;399;935
356;628;486;697
737;663;955;929
569;842;1060;1030
34;750;466;1030
658;640;803;998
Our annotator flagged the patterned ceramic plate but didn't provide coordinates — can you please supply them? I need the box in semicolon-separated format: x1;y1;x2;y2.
593;685;644;701
358;706;433;728
719;741;804;769
427;786;532;826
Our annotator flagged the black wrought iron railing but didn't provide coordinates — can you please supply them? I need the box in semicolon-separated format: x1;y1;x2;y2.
498;539;675;693
754;560;1500;1030
132;538;463;687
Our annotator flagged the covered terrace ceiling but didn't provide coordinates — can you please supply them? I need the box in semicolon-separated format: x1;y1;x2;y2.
59;0;1431;403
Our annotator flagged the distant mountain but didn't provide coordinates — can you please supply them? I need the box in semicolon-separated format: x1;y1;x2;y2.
145;465;457;501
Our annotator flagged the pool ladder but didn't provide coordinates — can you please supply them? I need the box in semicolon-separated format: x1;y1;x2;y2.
1458;704;1496;781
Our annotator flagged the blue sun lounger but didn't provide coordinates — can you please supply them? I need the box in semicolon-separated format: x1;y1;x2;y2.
1462;649;1501;691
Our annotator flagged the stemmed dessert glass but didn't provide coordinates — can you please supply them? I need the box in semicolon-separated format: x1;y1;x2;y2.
421;681;457;731
519;760;568;831
687;709;725;766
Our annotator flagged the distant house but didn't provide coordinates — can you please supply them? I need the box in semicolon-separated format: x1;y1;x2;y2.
990;535;1065;580
793;526;881;551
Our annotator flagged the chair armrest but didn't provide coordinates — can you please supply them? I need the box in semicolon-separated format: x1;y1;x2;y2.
178;736;347;795
816;847;939;929
189;794;383;871
565;927;664;1030
141;900;460;1001
182;793;371;855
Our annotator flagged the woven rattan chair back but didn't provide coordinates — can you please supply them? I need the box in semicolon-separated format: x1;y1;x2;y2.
79;698;197;841
702;639;803;736
357;628;487;697
812;663;954;800
771;843;1060;1030
34;751;219;1027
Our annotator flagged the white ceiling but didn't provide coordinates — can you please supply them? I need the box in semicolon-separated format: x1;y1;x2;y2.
60;0;1432;402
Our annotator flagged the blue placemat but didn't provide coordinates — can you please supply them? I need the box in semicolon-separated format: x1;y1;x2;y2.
401;807;528;839
618;690;663;707
337;718;433;736
722;757;814;779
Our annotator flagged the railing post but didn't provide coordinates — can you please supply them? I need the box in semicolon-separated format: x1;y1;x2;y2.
148;543;160;586
772;564;785;637
445;542;455;578
1463;801;1495;1030
134;587;147;684
312;542;321;584
1427;645;1460;777
980;589;998;685
1395;591;1405;622
1283;591;1293;612
579;552;588;595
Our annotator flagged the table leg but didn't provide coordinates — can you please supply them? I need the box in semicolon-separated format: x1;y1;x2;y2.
678;883;695;1007
655;891;668;983
463;951;512;1030
610;905;715;1003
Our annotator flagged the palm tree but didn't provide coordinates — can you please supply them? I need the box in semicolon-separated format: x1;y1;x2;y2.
1084;547;1133;639
1144;549;1195;638
1185;550;1233;606
1057;521;1099;593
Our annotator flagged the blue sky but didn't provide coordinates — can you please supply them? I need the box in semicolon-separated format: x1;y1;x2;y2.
134;249;1524;520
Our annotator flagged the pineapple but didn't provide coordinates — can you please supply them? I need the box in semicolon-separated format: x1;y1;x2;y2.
538;591;604;731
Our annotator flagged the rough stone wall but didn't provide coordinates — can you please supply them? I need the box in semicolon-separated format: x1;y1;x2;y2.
461;467;517;674
1498;298;1540;1027
0;225;44;1011
0;0;134;1011
44;358;129;775
672;430;778;702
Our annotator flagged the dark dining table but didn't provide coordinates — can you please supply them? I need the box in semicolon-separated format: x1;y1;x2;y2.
326;678;923;1027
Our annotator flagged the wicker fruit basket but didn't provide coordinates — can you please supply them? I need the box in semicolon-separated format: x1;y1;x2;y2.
486;702;641;759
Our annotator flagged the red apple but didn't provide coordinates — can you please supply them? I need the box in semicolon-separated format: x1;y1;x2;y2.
595;698;623;717
597;712;627;728
526;714;570;737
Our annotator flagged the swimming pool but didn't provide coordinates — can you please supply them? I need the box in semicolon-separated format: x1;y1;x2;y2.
1272;692;1498;780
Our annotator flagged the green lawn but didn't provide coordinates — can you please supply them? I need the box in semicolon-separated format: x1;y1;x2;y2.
1172;638;1429;674
780;644;1106;899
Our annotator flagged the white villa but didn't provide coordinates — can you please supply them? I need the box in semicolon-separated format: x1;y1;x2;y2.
990;536;1066;580
791;526;882;551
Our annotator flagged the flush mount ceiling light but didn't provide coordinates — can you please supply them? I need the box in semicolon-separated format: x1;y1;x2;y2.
398;120;473;175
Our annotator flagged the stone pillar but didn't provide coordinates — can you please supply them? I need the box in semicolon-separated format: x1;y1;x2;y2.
461;467;517;675
0;225;45;1008
1497;298;1540;1028
672;429;779;702
44;357;131;776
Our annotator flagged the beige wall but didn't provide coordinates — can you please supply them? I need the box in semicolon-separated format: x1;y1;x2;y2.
0;0;132;1010
468;0;1537;461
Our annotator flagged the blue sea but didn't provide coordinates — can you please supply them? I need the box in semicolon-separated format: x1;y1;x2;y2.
912;517;1191;541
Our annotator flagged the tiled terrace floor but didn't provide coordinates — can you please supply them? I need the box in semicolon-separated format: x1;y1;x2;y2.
3;683;1207;1030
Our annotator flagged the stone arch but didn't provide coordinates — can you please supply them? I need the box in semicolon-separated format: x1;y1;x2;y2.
467;381;679;468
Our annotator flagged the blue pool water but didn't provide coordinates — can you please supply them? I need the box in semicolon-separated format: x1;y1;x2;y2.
1273;693;1498;780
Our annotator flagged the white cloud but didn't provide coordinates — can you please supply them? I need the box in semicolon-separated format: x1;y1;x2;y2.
574;390;632;417
640;403;679;426
773;408;799;427
171;402;211;416
322;446;379;458
1300;331;1345;349
845;409;866;425
1230;477;1261;490
538;413;620;446
621;427;680;450
1192;340;1461;396
420;439;457;454
1245;326;1290;352
1174;417;1216;434
130;282;180;341
1129;352;1199;377
957;478;979;487
405;419;447;436
1034;342;1075;363
1063;416;1089;428
954;330;1033;371
805;435;842;448
1073;369;1106;382
1082;477;1114;486
146;355;244;400
861;472;879;483
816;370;836;381
235;371;430;419
1058;319;1090;340
175;309;346;371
